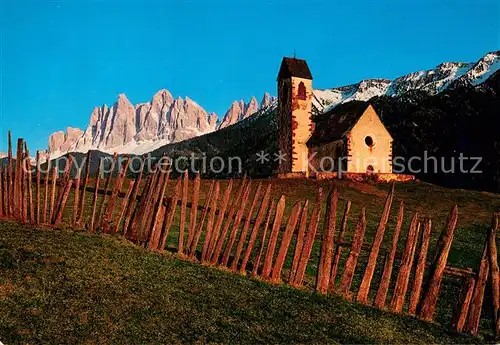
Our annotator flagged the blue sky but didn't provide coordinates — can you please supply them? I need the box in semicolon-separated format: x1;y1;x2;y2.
1;0;499;151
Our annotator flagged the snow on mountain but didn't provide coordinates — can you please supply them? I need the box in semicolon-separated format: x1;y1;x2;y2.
451;52;500;87
312;51;499;114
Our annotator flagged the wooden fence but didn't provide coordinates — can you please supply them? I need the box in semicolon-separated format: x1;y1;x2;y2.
1;133;499;338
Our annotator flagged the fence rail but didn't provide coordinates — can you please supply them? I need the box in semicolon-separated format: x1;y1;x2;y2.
1;132;499;339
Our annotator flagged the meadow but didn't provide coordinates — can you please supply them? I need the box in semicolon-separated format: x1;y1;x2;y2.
0;222;482;344
39;176;500;339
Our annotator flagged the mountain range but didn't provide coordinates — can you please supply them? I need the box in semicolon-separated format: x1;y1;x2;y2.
48;91;275;158
47;51;499;158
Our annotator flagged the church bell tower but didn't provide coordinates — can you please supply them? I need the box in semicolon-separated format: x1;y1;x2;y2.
277;57;313;177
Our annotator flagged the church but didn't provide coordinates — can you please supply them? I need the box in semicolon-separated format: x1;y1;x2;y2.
276;57;412;182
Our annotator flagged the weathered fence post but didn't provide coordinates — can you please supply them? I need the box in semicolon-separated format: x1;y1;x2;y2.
35;151;41;224
240;183;272;274
453;276;476;333
390;214;420;313
0;166;4;217
144;169;169;241
338;208;367;299
72;168;81;229
97;153;118;229
114;180;135;234
187;174;201;251
357;184;394;303
53;155;73;223
158;178;182;251
231;182;263;271
291;188;323;287
464;237;490;336
103;158;130;233
148;172;172;250
42;164;49;224
316;188;338;295
22;148;28;223
123;157;145;239
89;161;103;233
408;217;432;315
77;150;92;226
48;167;57;223
14;138;24;220
419;205;459;321
131;168;157;241
201;182;221;261
2;166;7;217
261;195;286;280
178;170;189;254
7;131;13;216
488;214;500;337
211;178;247;264
136;171;158;241
222;182;253;266
207;180;233;261
271;201;302;283
0;166;4;218
53;180;73;227
289;200;309;283
251;200;275;277
190;181;216;258
25;145;34;224
329;200;351;290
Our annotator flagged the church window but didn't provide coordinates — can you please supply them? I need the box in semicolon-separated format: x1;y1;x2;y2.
334;146;342;159
365;136;374;148
297;81;307;100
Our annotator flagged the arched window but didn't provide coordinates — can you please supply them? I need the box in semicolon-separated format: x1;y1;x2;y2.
334;146;342;159
297;81;307;100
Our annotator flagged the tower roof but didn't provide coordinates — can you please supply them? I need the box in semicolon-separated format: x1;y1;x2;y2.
278;57;313;80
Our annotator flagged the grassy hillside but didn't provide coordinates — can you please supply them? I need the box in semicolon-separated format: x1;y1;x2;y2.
45;177;500;337
0;223;481;344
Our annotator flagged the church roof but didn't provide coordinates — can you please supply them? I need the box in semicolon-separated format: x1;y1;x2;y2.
307;101;370;146
278;57;313;80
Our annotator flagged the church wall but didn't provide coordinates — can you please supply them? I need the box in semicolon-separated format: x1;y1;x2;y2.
290;77;313;176
277;78;293;174
347;106;393;173
308;139;346;175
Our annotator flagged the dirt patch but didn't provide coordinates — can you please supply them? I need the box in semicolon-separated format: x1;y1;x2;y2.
0;282;15;298
345;181;387;197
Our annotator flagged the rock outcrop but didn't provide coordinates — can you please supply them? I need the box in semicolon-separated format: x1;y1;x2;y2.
48;90;222;156
48;127;84;154
217;93;276;129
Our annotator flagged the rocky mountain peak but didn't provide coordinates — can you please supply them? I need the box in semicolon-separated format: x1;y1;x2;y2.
48;89;222;156
218;93;276;129
152;89;174;105
312;51;500;113
260;92;271;108
48;126;83;154
243;96;259;119
117;93;131;105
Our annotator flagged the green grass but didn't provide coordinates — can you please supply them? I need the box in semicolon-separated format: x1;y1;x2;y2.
36;177;500;338
0;222;482;344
